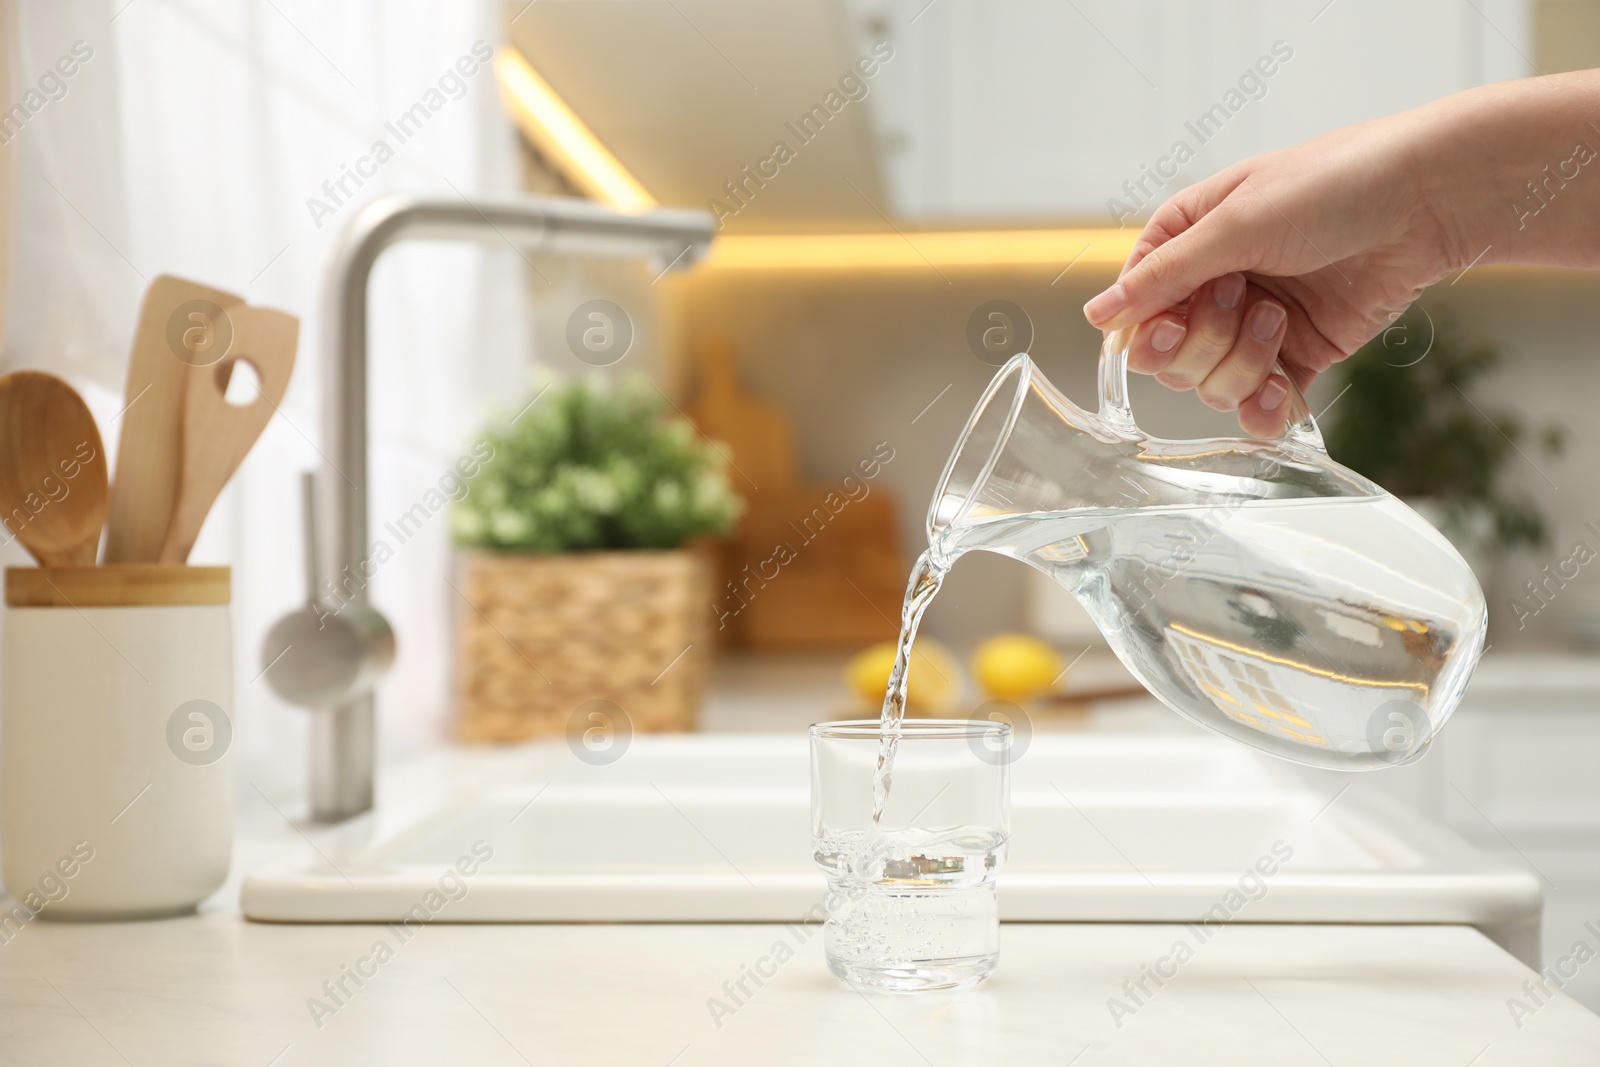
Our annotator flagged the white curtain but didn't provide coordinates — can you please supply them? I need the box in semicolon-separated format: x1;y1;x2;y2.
2;0;532;799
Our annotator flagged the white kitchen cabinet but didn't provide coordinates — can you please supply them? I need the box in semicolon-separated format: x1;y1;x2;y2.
1327;656;1600;839
1419;662;1600;1014
855;0;1532;222
1289;653;1600;1008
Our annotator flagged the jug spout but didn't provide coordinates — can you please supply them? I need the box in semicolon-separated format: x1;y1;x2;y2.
927;354;1137;540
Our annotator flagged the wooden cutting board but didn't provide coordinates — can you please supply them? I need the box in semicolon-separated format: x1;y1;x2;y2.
719;485;905;648
688;336;905;649
687;335;797;493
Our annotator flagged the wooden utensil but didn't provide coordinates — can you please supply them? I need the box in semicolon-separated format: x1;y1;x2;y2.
687;335;798;491
0;371;109;566
105;275;245;563
687;335;906;649
158;305;299;563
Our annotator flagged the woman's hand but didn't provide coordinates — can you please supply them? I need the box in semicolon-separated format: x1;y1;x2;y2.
1083;105;1461;436
1085;69;1600;436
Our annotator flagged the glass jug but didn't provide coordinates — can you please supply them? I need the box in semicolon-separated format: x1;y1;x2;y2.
927;330;1487;771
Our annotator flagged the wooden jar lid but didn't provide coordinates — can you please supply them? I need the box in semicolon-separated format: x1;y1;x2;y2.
4;565;231;607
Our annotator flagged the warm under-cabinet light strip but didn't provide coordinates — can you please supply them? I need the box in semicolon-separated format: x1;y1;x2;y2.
493;46;657;213
493;46;1138;270
700;229;1139;272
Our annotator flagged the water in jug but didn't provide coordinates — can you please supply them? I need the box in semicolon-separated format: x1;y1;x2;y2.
873;329;1487;819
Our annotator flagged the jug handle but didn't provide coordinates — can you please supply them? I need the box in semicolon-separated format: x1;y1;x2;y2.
1098;326;1327;452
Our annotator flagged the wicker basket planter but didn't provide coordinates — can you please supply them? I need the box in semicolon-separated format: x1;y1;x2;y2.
454;548;713;743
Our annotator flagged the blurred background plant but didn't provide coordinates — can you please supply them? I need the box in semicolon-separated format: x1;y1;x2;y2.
1324;309;1565;557
453;375;744;552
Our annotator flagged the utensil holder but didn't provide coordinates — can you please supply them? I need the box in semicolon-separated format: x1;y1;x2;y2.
2;564;232;920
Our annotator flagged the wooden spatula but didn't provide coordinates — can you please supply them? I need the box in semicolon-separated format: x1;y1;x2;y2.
105;276;244;563
0;371;109;566
158;305;299;563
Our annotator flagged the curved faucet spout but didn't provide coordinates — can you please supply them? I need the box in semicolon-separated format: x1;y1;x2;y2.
275;192;715;822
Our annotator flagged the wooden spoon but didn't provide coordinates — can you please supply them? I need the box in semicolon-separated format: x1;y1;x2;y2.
158;305;299;563
0;371;109;566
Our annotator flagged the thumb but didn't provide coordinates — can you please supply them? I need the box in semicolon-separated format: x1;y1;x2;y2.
1084;212;1257;331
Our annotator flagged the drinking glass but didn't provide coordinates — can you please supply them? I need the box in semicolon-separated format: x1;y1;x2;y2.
809;719;1011;993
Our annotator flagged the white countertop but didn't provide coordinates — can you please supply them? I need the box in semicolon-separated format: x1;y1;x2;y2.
3;906;1598;1065
3;801;1596;1066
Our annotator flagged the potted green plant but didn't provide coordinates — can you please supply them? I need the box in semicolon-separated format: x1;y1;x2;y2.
1323;309;1563;582
452;376;743;742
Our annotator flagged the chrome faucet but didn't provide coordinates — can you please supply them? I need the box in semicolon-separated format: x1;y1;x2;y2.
262;193;716;822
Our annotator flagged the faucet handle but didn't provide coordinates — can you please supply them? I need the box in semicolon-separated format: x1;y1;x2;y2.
262;470;396;713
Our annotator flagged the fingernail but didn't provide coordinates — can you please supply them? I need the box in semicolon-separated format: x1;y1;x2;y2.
1259;378;1287;411
1249;302;1286;341
1214;273;1246;310
1149;320;1185;353
1084;284;1128;325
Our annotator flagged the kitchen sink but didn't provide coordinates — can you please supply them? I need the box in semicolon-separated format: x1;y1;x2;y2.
241;733;1542;963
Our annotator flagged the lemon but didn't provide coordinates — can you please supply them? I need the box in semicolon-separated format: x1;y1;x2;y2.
972;634;1063;700
845;639;962;715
